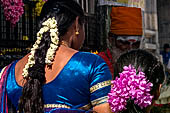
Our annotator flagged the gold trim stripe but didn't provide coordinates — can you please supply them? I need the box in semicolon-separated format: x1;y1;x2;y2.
44;104;71;109
91;96;108;106
78;103;92;110
90;80;111;93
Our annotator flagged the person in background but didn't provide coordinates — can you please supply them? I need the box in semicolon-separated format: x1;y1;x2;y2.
160;43;170;79
161;43;170;66
0;0;112;113
98;7;142;77
108;49;165;113
155;44;170;111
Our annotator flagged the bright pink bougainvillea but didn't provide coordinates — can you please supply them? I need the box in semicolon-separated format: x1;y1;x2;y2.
108;65;153;113
1;0;24;25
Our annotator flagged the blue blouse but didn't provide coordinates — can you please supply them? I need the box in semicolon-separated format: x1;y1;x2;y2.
5;52;112;112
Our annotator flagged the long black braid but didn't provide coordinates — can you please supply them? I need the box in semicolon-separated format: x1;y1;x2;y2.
18;0;84;113
18;32;50;113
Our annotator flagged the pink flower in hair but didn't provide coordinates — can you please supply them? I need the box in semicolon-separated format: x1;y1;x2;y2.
108;65;153;113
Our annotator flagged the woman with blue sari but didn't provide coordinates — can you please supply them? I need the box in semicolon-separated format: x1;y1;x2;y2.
0;0;112;113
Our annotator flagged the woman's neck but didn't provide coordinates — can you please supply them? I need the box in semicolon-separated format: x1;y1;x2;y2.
60;41;70;48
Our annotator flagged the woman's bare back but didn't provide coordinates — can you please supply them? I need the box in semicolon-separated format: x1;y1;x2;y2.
15;45;78;87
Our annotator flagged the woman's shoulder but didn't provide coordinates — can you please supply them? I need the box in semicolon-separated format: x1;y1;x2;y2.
14;54;29;84
0;60;18;79
78;51;105;62
78;51;102;58
76;52;109;70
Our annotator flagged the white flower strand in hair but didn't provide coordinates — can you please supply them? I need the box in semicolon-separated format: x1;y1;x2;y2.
45;17;59;65
22;17;59;78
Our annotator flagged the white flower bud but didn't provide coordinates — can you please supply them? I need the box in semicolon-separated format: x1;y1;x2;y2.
43;26;49;32
50;24;57;29
30;50;35;55
36;40;41;44
39;28;45;34
33;44;39;49
50;29;57;33
50;43;56;49
25;64;30;69
50;32;56;37
37;36;42;41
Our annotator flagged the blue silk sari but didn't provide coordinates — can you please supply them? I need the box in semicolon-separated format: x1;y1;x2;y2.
0;52;112;113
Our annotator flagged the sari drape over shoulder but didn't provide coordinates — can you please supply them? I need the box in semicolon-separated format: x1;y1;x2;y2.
0;64;12;113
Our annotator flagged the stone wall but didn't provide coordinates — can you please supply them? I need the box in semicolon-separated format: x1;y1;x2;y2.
157;0;170;50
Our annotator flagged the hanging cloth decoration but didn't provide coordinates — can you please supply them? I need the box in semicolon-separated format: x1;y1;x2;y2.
110;7;143;36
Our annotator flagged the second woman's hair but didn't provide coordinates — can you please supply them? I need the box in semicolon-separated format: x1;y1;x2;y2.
18;0;84;113
114;49;165;113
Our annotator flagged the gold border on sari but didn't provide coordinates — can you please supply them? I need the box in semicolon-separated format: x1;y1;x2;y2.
44;104;71;109
91;96;108;106
78;103;92;110
90;80;111;93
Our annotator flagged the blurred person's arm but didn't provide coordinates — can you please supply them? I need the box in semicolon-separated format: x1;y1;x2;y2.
93;103;112;113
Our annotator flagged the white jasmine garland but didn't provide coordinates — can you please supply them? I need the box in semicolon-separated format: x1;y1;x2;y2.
37;33;42;37
35;39;41;45
43;26;50;32
33;44;39;49
22;17;59;78
39;28;45;34
45;18;59;65
30;50;35;55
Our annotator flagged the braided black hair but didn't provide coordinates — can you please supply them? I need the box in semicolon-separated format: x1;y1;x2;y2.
114;49;165;113
18;0;84;113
